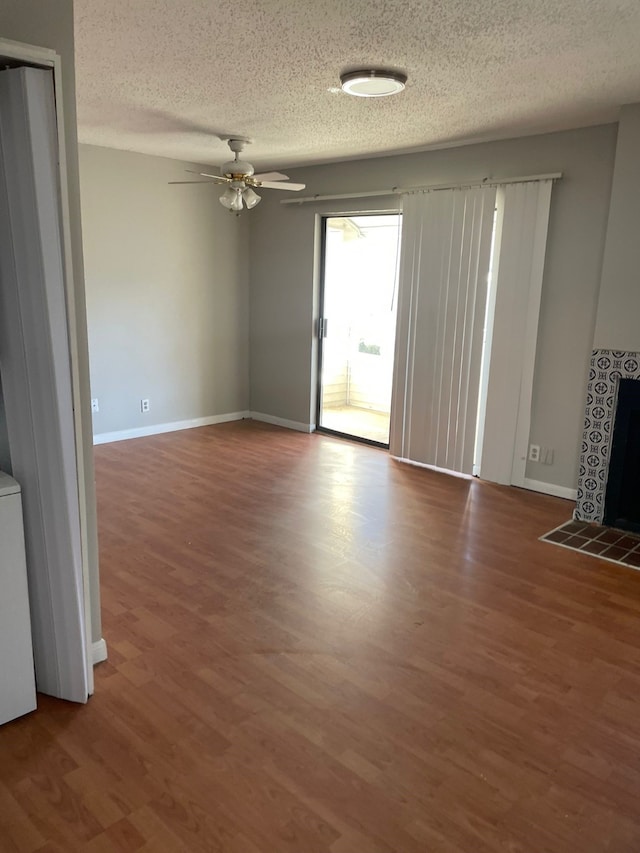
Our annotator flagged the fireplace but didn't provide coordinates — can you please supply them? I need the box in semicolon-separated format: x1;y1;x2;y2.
575;350;640;524
603;379;640;532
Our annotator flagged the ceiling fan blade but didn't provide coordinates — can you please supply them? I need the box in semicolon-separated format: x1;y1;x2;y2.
185;169;230;184
251;171;290;182
169;180;220;185
258;181;306;191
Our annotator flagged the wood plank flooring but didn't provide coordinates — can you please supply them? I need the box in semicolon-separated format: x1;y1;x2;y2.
3;420;640;851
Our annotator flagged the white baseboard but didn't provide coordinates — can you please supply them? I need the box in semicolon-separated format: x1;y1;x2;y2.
93;411;249;445
249;412;314;433
92;638;108;665
521;478;577;501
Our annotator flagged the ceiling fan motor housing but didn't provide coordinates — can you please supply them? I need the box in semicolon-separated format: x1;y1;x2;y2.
222;158;254;178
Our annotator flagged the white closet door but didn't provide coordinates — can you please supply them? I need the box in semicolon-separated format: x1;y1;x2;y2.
478;180;553;486
390;186;496;475
0;67;90;702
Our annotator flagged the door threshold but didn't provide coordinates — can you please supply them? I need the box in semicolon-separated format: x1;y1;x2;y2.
315;426;389;450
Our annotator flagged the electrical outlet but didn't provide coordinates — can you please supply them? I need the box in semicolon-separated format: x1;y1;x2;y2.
141;399;150;413
528;444;540;462
91;398;99;413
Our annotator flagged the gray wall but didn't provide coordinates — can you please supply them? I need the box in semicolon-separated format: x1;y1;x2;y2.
250;125;618;491
0;1;101;643
79;145;250;435
594;104;640;351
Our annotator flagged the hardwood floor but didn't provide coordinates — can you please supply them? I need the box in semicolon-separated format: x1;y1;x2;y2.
3;420;640;851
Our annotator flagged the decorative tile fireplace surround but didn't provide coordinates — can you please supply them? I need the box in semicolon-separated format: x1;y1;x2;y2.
575;349;640;522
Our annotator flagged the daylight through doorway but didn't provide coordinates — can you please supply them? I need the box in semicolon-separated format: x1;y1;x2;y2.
317;214;401;446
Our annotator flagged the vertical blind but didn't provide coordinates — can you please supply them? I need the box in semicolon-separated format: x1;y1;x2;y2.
477;180;553;485
390;186;496;474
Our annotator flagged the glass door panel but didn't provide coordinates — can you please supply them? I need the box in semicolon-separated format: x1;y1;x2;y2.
318;214;401;446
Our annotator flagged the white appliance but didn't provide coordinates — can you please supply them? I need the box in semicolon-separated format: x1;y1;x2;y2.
0;471;36;724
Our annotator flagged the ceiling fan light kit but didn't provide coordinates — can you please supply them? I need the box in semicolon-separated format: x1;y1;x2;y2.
219;186;242;210
219;185;262;211
340;69;407;97
242;186;261;209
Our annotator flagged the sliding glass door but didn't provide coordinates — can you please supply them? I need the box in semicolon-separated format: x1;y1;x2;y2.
317;214;401;446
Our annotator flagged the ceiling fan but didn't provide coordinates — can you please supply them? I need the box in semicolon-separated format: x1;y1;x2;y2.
170;138;305;211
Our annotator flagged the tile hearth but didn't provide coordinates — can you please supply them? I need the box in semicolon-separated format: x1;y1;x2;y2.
541;519;640;569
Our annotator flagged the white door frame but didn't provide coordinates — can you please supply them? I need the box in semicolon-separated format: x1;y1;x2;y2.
0;37;93;693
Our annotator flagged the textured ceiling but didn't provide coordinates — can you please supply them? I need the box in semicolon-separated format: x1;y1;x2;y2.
75;0;640;171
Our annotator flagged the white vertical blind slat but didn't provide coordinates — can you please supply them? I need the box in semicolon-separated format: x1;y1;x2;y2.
391;186;496;474
479;180;553;485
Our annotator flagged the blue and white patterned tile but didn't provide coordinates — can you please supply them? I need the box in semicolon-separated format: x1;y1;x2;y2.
575;349;640;522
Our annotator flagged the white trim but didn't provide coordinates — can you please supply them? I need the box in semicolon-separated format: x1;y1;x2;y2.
281;173;563;206
91;638;108;665
93;411;249;445
0;38;57;66
391;455;473;480
249;412;314;433
520;478;577;501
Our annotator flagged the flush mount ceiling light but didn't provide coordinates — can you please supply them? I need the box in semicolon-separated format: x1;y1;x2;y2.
340;69;407;98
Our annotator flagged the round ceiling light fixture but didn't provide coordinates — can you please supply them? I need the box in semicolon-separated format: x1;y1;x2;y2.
340;69;407;98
